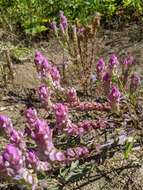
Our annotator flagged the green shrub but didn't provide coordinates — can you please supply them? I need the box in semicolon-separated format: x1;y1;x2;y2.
0;0;143;36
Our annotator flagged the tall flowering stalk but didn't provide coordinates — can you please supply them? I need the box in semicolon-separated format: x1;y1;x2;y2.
96;58;105;80
108;85;121;112
130;74;141;94
102;71;111;96
121;55;134;86
34;51;61;90
53;103;69;129
101;54;119;96
51;11;101;92
108;53;119;71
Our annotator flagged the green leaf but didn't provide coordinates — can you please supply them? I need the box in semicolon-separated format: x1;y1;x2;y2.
124;140;134;159
70;160;79;171
59;167;69;178
25;25;48;35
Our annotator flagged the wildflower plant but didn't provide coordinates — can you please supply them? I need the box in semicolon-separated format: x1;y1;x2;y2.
51;11;101;91
0;48;142;189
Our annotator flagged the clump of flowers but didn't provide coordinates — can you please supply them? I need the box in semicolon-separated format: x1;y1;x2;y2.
51;11;101;91
0;48;141;189
95;53;140;102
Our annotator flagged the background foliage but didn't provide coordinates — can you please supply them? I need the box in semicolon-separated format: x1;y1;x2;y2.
0;0;143;36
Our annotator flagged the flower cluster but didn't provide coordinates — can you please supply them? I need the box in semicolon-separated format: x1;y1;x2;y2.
96;58;105;79
34;51;61;89
96;54;119;95
59;11;68;33
0;30;141;190
96;53;140;102
25;106;89;162
2;144;24;176
66;87;78;104
38;84;52;107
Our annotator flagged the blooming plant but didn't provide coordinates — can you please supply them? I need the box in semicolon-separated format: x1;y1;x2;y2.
50;11;141;99
0;48;142;189
51;11;101;92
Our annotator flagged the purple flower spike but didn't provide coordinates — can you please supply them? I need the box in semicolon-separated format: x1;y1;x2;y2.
0;115;13;136
41;58;52;77
108;86;121;110
109;54;119;69
123;55;134;66
50;66;60;83
51;21;57;32
66;87;78;103
26;150;38;168
34;51;52;79
130;74;141;93
53;103;69;128
32;120;54;153
59;11;68;30
38;84;51;106
59;23;65;34
66;147;89;161
25;108;38;127
102;72;110;82
96;58;105;73
10;129;26;150
34;51;44;67
2;144;23;174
